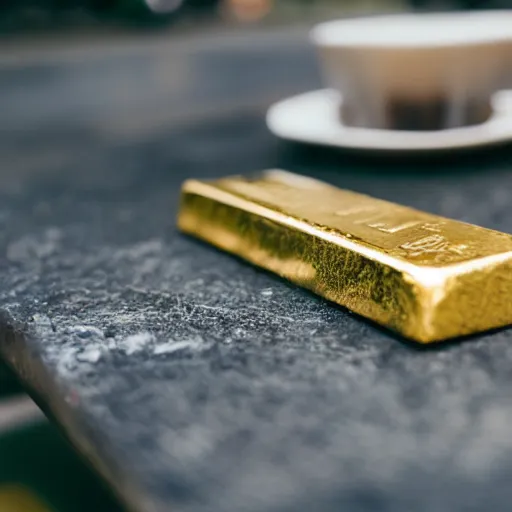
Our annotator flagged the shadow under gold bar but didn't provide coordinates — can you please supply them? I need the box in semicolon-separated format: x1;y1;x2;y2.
178;170;512;343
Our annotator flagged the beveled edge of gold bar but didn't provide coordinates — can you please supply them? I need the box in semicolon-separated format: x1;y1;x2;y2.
178;172;512;343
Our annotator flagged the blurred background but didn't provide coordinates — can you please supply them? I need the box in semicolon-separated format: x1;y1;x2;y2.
0;0;511;34
1;0;512;511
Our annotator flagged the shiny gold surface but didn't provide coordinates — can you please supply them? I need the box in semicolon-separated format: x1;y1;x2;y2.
178;170;512;343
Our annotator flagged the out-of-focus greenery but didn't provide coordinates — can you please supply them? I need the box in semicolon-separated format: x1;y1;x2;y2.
0;362;23;397
0;0;404;33
0;420;124;512
266;0;404;20
0;0;510;36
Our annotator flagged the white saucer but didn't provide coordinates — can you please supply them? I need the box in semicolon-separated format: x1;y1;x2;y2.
266;89;512;152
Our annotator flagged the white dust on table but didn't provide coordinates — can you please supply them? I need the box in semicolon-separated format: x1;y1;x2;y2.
121;332;155;355
153;336;210;355
46;324;211;379
31;313;55;334
64;324;105;339
76;347;103;364
7;227;62;263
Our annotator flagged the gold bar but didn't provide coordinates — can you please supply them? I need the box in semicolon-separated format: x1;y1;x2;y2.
178;170;512;343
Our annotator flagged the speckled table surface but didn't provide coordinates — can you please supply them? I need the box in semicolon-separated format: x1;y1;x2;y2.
2;27;512;512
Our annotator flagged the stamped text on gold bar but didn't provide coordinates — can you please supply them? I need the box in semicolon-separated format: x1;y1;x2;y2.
178;170;512;343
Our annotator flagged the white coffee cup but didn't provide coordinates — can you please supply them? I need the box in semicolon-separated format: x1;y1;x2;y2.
311;12;512;131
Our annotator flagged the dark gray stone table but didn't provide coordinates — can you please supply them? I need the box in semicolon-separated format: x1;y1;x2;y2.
2;27;512;512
